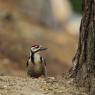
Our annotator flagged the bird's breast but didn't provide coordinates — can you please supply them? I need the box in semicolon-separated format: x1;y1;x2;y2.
34;53;41;64
27;53;44;78
33;64;43;72
27;64;44;78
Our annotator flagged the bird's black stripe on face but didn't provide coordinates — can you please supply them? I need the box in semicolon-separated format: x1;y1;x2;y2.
40;56;43;63
31;52;35;64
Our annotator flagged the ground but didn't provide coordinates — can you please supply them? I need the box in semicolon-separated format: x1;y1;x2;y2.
0;75;87;95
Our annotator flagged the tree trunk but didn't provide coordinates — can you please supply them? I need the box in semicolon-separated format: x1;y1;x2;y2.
71;0;95;94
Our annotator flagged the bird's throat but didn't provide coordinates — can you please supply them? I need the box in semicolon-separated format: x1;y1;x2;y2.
34;53;41;64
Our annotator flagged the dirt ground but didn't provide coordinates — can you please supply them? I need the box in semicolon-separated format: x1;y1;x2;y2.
0;75;87;95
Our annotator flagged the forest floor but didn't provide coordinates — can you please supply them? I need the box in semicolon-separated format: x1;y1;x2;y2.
0;75;87;95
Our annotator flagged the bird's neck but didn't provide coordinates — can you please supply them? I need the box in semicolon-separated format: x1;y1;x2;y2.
31;52;41;64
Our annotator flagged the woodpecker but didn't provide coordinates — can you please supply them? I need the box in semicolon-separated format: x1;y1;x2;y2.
26;45;48;78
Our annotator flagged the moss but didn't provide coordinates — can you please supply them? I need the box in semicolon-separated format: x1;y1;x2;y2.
70;0;82;13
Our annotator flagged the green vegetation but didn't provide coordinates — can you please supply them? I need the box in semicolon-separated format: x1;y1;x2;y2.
70;0;82;13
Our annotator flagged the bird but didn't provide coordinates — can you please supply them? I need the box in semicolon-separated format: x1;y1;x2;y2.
26;45;48;78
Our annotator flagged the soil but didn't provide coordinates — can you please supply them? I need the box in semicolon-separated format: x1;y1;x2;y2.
0;75;87;95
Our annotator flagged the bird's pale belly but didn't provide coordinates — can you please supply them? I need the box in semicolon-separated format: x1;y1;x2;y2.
27;64;44;78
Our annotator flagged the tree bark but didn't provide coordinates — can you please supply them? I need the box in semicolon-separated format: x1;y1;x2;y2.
71;0;95;94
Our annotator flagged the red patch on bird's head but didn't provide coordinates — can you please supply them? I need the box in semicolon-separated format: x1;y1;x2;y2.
32;45;39;48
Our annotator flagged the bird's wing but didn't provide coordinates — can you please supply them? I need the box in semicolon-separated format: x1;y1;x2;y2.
41;57;47;77
40;57;46;65
26;55;31;67
26;60;29;67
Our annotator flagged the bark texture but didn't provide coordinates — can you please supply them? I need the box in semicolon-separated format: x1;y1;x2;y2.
71;0;95;94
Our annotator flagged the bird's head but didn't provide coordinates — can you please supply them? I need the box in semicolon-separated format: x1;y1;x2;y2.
31;45;47;53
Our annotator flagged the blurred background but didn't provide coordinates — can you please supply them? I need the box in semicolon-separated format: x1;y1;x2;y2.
0;0;82;76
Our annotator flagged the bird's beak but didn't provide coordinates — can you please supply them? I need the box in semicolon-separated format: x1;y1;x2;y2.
39;47;48;51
